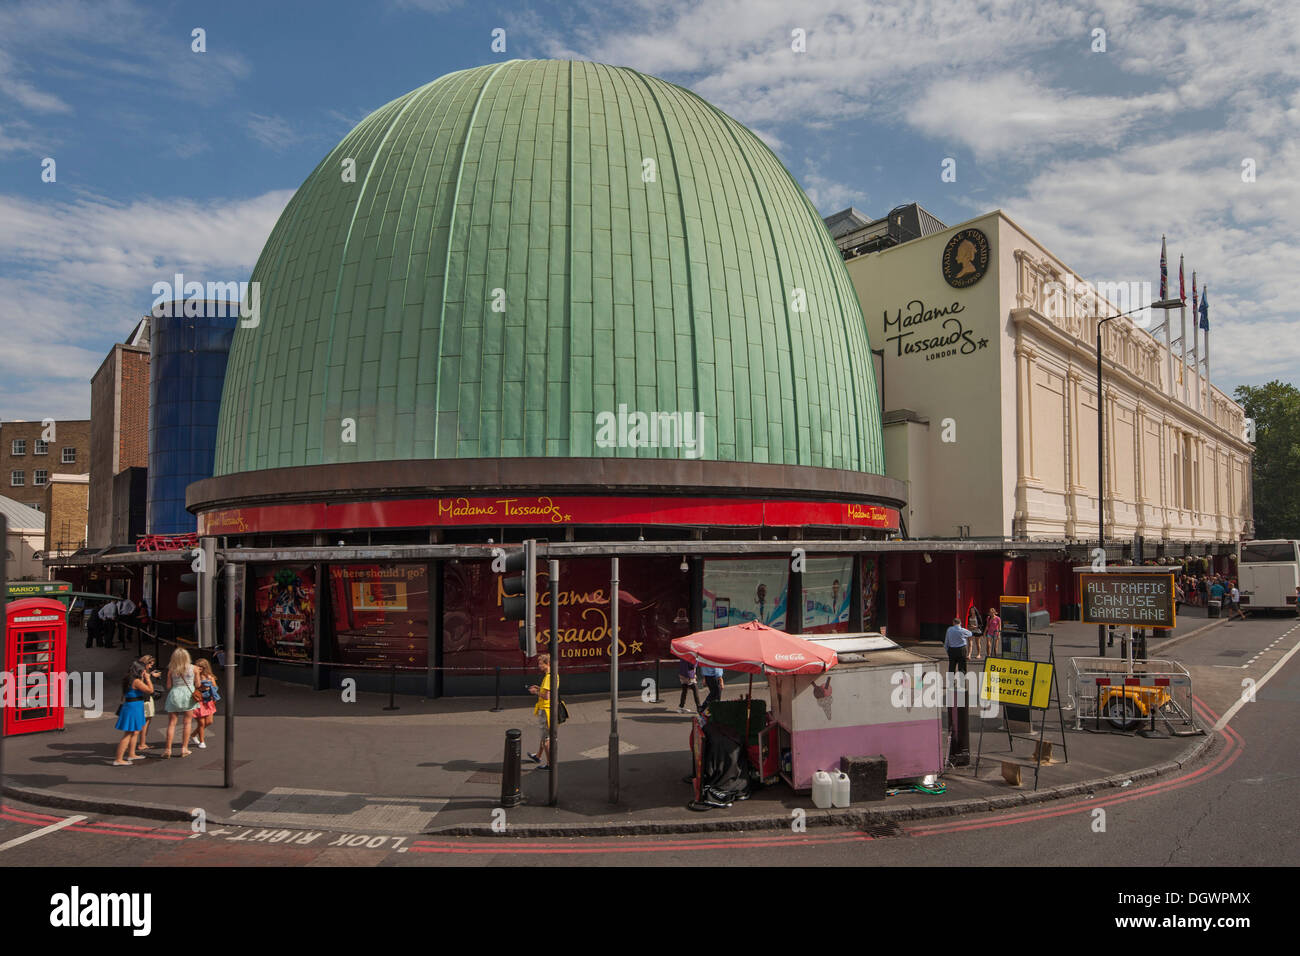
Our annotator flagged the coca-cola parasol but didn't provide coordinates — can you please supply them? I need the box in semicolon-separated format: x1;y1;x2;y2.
671;621;836;752
670;620;837;674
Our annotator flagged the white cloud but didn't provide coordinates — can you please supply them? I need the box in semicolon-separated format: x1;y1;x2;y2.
246;113;300;151
800;169;868;215
909;73;1180;162
0;189;292;420
0;0;252;123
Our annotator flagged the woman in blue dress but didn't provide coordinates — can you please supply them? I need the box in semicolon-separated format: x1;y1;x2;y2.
113;662;154;765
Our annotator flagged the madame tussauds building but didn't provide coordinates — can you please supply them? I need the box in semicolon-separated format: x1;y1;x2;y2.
186;60;906;695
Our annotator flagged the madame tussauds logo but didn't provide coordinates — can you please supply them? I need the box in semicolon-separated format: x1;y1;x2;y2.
594;405;706;458
883;298;990;361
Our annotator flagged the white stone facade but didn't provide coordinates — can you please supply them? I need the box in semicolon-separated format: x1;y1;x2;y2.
841;210;1253;547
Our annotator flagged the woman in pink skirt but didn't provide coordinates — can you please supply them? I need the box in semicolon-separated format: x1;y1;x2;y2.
189;658;221;749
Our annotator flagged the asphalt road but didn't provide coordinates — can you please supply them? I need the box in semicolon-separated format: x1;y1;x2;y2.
2;614;1296;870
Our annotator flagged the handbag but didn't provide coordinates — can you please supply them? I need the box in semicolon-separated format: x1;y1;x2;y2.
558;699;569;724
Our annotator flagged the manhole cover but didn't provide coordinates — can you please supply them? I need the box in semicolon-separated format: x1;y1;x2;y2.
1218;649;1247;658
861;822;902;838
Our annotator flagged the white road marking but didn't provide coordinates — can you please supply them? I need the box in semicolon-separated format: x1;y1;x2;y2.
0;815;86;853
1215;633;1300;732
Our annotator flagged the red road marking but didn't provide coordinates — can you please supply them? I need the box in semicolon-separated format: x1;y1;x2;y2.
410;832;874;855
906;696;1239;837
0;804;64;824
63;825;188;841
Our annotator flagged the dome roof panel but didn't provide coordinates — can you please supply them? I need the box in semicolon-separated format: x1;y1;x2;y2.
214;60;883;477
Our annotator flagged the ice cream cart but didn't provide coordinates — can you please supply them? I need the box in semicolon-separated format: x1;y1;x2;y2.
768;634;944;790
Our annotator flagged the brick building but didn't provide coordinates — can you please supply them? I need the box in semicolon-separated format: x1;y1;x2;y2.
89;318;151;548
43;473;90;558
0;419;91;513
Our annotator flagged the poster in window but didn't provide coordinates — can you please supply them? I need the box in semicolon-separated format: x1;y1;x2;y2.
702;558;788;629
329;564;429;668
253;565;316;662
801;556;853;633
442;557;689;672
860;554;880;631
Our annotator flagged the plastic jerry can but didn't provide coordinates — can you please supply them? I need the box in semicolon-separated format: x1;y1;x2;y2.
832;770;850;808
812;770;833;808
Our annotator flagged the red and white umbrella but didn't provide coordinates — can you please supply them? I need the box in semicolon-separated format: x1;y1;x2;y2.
670;620;838;675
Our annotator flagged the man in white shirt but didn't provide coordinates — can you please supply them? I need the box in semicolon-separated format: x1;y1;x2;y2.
95;599;118;647
1228;583;1246;621
944;617;972;676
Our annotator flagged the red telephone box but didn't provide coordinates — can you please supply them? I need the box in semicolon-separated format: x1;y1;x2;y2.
4;598;68;736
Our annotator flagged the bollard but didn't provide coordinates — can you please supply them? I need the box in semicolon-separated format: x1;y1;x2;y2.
250;652;265;698
490;666;503;712
383;664;399;711
500;729;522;808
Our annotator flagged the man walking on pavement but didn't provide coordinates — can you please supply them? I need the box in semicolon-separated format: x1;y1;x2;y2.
1227;581;1246;621
944;617;971;676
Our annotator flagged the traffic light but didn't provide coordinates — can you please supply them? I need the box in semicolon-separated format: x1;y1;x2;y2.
496;539;537;656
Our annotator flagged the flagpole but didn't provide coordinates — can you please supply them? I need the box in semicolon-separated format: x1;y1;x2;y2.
1191;310;1200;416
1164;312;1174;398
1179;300;1188;406
1202;286;1210;411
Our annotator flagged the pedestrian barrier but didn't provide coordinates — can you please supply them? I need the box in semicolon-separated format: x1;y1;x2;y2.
1065;656;1201;736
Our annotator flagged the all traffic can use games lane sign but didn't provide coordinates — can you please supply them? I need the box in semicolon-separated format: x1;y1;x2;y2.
1078;573;1176;628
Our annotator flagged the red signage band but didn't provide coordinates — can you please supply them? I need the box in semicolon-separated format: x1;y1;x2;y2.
199;495;901;536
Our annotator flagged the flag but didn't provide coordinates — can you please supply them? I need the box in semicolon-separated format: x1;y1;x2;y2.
1159;235;1168;300
1179;254;1185;302
1199;287;1209;331
1192;271;1198;315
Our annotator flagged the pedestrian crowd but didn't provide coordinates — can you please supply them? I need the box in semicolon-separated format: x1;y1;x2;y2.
84;593;145;649
111;648;221;765
1174;569;1246;620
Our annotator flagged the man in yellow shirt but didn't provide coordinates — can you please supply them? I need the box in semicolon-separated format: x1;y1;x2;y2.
527;653;554;770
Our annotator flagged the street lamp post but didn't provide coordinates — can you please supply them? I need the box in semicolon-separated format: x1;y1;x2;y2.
1097;314;1118;658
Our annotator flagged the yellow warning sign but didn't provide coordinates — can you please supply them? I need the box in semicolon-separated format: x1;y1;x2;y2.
981;657;1054;709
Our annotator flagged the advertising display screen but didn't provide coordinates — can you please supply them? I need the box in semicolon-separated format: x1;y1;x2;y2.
802;556;853;633
329;564;429;668
253;565;316;662
702;558;789;629
443;557;689;672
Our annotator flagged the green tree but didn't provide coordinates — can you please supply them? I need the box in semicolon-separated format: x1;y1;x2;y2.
1234;381;1300;540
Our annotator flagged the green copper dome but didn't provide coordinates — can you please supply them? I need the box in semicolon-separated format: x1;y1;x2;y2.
214;59;883;476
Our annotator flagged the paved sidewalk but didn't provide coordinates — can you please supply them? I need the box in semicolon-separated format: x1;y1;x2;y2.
0;617;1225;836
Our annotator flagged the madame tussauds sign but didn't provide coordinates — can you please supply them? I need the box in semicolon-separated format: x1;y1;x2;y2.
883;298;990;362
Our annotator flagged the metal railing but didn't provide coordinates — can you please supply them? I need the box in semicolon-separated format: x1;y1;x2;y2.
1066;656;1201;735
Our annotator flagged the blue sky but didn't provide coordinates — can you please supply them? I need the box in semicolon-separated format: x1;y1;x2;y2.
1;0;1296;421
